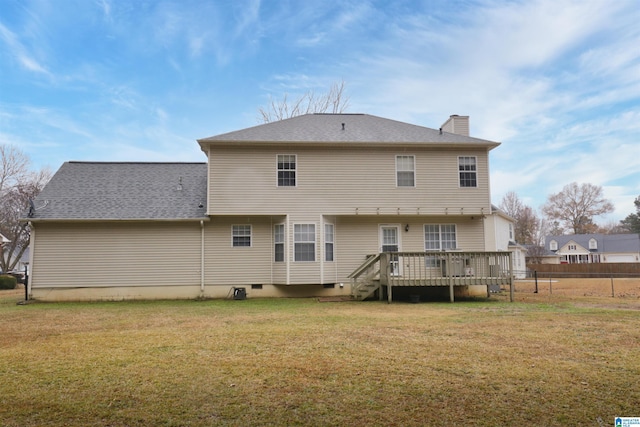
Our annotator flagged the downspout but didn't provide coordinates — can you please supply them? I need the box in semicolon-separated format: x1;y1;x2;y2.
286;215;290;285
200;220;205;298
320;214;324;284
27;222;35;300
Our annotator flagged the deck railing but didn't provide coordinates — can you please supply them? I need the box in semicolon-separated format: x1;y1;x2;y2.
380;251;511;284
349;251;515;302
380;251;514;302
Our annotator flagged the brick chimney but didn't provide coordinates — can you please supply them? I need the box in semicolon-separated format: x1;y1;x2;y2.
440;115;469;136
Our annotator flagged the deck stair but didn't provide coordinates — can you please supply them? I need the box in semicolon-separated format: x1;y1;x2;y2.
348;254;382;301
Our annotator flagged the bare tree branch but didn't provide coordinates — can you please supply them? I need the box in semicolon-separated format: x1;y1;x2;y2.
542;182;614;235
498;191;542;245
258;80;350;123
0;145;30;195
0;145;51;272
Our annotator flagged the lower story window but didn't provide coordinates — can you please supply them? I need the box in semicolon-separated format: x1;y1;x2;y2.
274;224;284;262
294;224;315;262
424;224;457;266
325;223;334;262
232;225;251;247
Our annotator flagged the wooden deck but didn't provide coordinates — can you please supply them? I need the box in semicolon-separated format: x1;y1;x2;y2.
348;251;514;302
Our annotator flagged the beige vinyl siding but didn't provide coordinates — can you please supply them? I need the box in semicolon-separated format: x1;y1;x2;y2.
31;222;201;289
203;216;273;286
209;146;491;216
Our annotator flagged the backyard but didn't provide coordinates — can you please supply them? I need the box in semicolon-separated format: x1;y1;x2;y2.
1;284;638;426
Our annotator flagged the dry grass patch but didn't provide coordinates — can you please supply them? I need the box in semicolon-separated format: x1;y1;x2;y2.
1;290;638;426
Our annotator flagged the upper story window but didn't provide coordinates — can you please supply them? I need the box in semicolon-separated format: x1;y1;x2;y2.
232;225;251;247
568;244;577;250
509;223;514;241
396;155;415;187
274;224;285;262
458;156;477;187
294;224;315;262
589;238;598;250
277;154;296;187
549;240;558;251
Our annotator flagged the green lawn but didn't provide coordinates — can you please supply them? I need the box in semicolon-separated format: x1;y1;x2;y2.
1;290;638;426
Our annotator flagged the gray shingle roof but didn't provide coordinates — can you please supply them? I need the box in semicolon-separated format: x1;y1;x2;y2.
198;113;500;148
546;233;640;253
29;162;208;220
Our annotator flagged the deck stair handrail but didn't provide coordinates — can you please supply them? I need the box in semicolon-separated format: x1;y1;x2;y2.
348;254;381;300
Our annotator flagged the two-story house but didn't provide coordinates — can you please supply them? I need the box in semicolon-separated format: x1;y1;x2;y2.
25;113;513;301
545;233;640;264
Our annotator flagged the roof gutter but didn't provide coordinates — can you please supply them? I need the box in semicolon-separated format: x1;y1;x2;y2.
199;140;501;150
24;217;211;223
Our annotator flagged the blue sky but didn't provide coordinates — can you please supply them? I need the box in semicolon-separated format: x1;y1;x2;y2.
1;0;639;222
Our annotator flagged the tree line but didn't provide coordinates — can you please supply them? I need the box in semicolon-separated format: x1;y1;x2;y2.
499;182;640;261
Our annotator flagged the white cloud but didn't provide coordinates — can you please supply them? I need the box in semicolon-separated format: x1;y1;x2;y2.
0;22;51;77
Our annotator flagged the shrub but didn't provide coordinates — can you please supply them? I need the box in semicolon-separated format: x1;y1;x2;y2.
0;275;17;290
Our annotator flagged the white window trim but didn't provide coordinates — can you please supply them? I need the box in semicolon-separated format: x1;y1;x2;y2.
424;224;458;267
458;156;478;188
274;223;285;262
294;223;316;262
395;155;416;188
231;224;252;248
424;224;458;250
324;223;335;262
276;154;297;187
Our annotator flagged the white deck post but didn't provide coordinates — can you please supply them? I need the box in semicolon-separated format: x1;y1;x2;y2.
509;252;514;302
448;252;454;302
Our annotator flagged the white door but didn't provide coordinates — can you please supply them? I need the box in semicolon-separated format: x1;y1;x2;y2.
380;225;401;276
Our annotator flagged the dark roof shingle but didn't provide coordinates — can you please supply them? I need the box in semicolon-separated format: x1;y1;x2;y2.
30;162;208;220
198;113;500;147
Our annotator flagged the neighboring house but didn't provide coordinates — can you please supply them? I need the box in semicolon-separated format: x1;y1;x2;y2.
0;233;10;273
16;247;30;274
483;205;527;278
25;113;514;301
545;233;640;264
0;233;31;274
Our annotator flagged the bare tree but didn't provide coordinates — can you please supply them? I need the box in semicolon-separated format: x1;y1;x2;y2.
526;244;547;264
258;80;350;123
0;145;30;194
542;182;614;235
597;219;627;234
0;145;51;273
498;191;523;218
498;191;541;244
